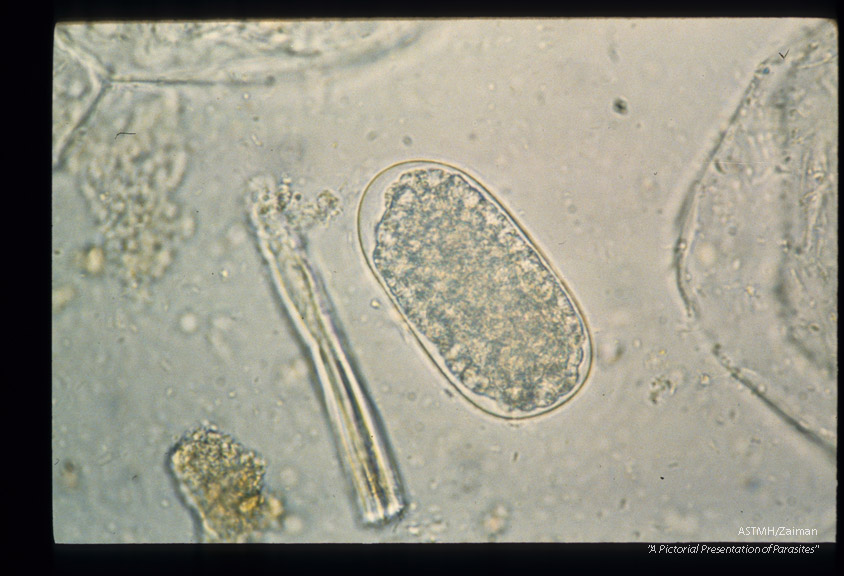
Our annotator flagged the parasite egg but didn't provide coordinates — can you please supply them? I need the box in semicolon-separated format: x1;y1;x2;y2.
357;160;592;419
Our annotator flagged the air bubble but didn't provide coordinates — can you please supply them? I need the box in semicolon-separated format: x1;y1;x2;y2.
358;160;592;419
283;514;304;534
52;285;76;314
81;245;106;275
179;312;199;334
481;503;511;541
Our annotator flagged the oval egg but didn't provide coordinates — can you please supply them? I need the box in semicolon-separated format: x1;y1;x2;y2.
357;160;592;419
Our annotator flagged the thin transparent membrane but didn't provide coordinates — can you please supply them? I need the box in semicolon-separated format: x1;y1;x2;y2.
674;21;837;458
248;178;405;526
358;159;592;420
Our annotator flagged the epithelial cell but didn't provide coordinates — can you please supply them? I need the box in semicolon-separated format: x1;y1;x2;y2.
773;25;838;378
674;21;837;452
55;21;422;83
358;160;592;420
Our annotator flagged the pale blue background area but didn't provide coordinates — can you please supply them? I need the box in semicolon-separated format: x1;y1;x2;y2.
52;19;836;542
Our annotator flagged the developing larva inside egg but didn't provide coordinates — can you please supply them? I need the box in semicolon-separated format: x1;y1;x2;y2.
357;160;592;420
